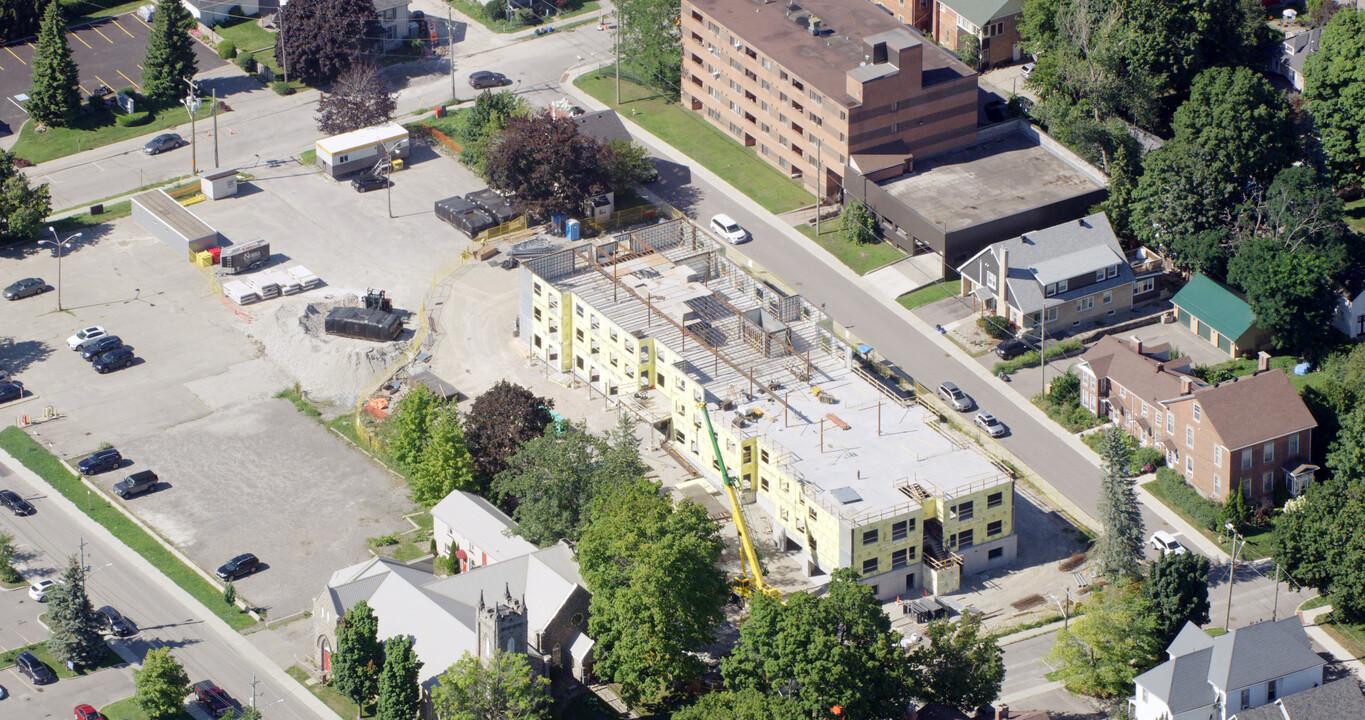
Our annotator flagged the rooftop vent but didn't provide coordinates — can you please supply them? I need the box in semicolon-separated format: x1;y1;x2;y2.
831;487;862;505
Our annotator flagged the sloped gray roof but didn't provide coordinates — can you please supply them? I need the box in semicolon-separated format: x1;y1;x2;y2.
1231;679;1365;720
1137;647;1217;713
430;490;537;562
1211;618;1324;692
1167;621;1216;657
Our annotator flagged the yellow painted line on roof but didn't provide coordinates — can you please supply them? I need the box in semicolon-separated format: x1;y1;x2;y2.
6;47;26;65
71;32;92;49
116;69;140;89
91;25;115;44
110;19;135;38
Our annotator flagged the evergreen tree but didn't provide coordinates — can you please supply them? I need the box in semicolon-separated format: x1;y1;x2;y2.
1;148;51;245
46;555;105;668
27;0;82;127
0;530;21;583
1095;428;1144;577
134;647;191;719
1143;551;1211;645
331;600;384;710
0;0;43;43
141;0;198;104
376;634;422;720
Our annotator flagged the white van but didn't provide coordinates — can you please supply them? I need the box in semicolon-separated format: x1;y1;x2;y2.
710;213;749;244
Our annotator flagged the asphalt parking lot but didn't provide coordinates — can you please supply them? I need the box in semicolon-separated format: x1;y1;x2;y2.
0;12;225;136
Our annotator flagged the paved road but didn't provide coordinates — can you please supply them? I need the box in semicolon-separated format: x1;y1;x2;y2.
0;453;336;720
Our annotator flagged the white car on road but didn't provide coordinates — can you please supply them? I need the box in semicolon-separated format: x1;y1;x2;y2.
66;326;107;350
1150;530;1188;556
974;412;1006;437
710;214;750;244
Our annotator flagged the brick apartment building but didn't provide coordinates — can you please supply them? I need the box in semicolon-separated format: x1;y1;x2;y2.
1075;337;1319;503
681;0;978;199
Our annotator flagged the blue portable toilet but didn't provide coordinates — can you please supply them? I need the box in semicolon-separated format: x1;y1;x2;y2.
566;218;581;241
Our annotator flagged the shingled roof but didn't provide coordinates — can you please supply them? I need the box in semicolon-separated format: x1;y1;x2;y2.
1077;335;1198;406
1167;370;1318;451
1232;679;1365;720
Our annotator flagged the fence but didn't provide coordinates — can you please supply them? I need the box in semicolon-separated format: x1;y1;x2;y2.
423;127;463;155
475;215;528;243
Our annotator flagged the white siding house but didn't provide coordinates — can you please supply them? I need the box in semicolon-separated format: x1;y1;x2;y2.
431;490;538;572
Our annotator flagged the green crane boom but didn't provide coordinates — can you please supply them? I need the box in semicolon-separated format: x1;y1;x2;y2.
697;403;780;600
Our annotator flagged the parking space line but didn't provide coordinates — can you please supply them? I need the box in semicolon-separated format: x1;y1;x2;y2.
79;83;91;95
7;47;27;65
110;18;135;38
132;14;152;29
117;69;140;89
91;26;115;44
71;32;93;49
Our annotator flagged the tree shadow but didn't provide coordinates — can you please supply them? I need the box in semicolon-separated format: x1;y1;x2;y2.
0;338;55;376
197;73;266;101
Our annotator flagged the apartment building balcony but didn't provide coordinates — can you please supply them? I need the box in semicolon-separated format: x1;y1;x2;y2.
1128;247;1165;277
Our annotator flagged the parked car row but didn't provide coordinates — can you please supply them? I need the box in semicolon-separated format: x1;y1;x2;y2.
937;382;1010;438
66;325;137;373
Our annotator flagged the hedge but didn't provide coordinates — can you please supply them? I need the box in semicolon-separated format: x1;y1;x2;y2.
994;337;1084;376
978;315;1014;340
217;39;237;59
271;81;295;96
1149;467;1221;531
236;54;257;73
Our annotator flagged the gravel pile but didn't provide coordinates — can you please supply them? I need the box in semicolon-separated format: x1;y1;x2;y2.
246;292;411;408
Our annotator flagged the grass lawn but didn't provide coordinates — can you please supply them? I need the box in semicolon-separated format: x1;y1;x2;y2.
1142;473;1275;560
213;15;277;53
795;220;905;275
1345;198;1365;234
450;0;600;33
1321;620;1365;661
369;529;430;562
1192;354;1328;393
0;427;255;631
12;102;217;165
67;0;145;22
1300;595;1331;611
574;71;813;214
100;697;193;720
249;49;308;93
287;665;369;718
898;279;961;311
0;640;122;678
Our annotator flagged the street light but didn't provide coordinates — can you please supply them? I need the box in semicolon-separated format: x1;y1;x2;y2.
37;227;84;311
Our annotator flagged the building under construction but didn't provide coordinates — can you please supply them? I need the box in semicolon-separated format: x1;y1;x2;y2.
518;219;1016;600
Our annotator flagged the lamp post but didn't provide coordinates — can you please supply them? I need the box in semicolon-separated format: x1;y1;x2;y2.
1224;522;1243;631
38;227;84;311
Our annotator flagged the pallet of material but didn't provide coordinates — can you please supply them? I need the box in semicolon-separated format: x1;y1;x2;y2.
287;266;321;289
222;280;260;305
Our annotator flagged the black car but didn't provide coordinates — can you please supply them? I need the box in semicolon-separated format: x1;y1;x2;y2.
143;133;184;155
3;277;47;300
0;382;21;403
96;605;136;636
81;335;124;361
78;448;123;475
994;334;1040;360
113;470;157;499
92;347;136;374
469;70;510;89
192;680;234;717
351;174;390;193
0;489;34;516
14;651;55;684
216;553;260;580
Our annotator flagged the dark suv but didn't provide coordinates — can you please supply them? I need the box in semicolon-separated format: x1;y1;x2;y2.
81;335;124;361
216;553;260;580
192;680;234;717
15;650;56;684
77;448;123;475
351;174;390;193
92;346;135;374
113;470;157;499
0;488;35;516
994;333;1041;360
96;605;136;636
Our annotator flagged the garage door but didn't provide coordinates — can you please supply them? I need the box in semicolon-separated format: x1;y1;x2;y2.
1197;319;1212;341
1177;307;1192;328
1217;333;1232;355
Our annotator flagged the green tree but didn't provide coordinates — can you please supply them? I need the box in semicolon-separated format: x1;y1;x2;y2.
1128;145;1237;266
0;0;43;42
1;149;51;245
332;600;384;710
463;380;554;482
1227;239;1339;356
410;407;478;506
841;199;879;245
26;0;82;127
484;112;614;217
492;417;647;546
430;650;548;720
46;555;105;668
456;90;528;175
722;570;918;719
134;647;191;720
605;139;655;191
1143;551;1211;645
955;33;980;68
1095;428;1144;578
384;384;442;471
237;708;264;720
671;689;805;720
376;634;423;720
0;529;20;583
579;481;729;709
909;613;1004;711
616;0;681;96
140;0;198;104
223;581;236;606
1230;166;1351;256
1045;585;1162;698
1303;8;1365;187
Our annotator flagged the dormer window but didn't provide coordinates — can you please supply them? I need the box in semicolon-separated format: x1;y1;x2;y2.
1045;283;1056;297
1057;279;1068;293
1107;265;1118;279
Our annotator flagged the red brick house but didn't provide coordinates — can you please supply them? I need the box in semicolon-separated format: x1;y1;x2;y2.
1075;336;1318;503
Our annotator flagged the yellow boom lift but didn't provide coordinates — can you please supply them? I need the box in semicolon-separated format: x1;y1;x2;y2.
698;403;782;600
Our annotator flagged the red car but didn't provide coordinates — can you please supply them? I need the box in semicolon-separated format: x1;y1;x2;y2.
74;705;106;720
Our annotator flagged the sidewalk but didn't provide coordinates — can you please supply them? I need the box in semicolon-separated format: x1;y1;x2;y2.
1300;605;1365;678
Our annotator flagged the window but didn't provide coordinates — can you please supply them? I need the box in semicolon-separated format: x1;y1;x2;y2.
987;491;1003;508
742;446;752;464
1289;434;1300;456
1076;296;1094;312
987;520;1003;537
862;529;878;545
1057;279;1068;293
780;479;789;493
1096;269;1106;282
1263;471;1273;495
760;476;769;491
336;154;350;164
761;449;770;464
809;507;817;521
986;270;996;288
955;530;974;549
1268;680;1278;702
1241;689;1251;710
1186;426;1194;449
1103;290;1113;305
1186;455;1194;476
891;520;908;541
1193;403;1202;422
1107;265;1118;279
674;428;685;443
575;329;584;342
533;282;542;296
1214;475;1221;496
1142;403;1149;419
988;547;1004;560
891;548;908;568
1045;283;1056;297
1214;446;1222;468
1135;277;1156;294
1263;441;1274;463
575;303;585;318
862;557;879;575
956;501;974;520
1167;413;1175;434
533;307;542;321
1045;306;1058;322
1241;448;1253;470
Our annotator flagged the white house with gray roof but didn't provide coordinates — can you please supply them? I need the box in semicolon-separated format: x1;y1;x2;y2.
431;490;538;572
1130;619;1326;720
957;212;1136;335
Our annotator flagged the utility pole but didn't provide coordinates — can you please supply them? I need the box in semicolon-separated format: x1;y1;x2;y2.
183;79;201;175
1038;318;1047;394
281;7;289;84
1224;524;1242;631
447;4;455;102
614;6;621;105
815;136;823;236
250;674;259;709
211;88;219;169
1272;563;1281;621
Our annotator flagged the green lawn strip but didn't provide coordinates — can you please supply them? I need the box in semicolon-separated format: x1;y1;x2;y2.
213;15;277;53
287;665;368;718
1204;627;1228;638
13;102;218;165
1345;198;1365;234
67;0;145;22
1192;354;1327;393
897;279;961;311
574;71;813;214
1320;621;1365;661
370;531;429;562
1142;473;1274;560
449;0;600;33
100;697;194;720
54;174;194;216
1299;595;1330;611
795;220;905;276
275;385;322;420
0;640;122;678
0;427;254;631
994;338;1084;377
248;49;308;92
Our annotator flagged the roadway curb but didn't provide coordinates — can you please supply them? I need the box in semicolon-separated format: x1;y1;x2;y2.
0;445;343;720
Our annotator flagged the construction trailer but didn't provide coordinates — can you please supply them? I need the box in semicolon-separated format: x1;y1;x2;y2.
220;238;270;274
315;124;410;178
131;189;218;258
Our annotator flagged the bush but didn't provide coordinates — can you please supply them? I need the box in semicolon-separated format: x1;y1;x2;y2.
1219;490;1251;533
484;0;506;20
368;532;400;547
271;81;295;96
85;94;105;113
216;39;237;59
512;7;540;26
978;315;1015;340
1152;468;1222;531
115;111;151;127
993;337;1085;376
1048;370;1081;407
117;85;138;98
1132;447;1165;473
236;54;257;73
